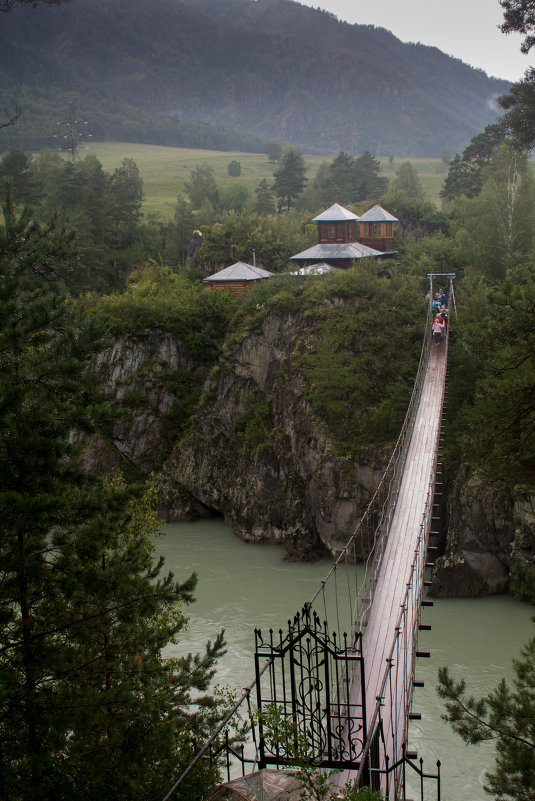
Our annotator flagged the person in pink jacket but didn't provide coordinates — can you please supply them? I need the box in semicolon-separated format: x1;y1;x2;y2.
432;314;445;347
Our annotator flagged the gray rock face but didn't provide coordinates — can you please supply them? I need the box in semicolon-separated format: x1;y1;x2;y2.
158;311;386;559
83;324;534;588
84;333;194;475
430;466;535;597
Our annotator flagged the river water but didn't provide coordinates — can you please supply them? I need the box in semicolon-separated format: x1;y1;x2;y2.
156;519;533;801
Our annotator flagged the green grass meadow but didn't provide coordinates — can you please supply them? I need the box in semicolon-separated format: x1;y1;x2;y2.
86;142;447;220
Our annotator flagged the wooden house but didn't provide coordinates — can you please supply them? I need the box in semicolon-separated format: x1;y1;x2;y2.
290;203;383;269
315;203;359;243
358;204;398;253
203;261;275;296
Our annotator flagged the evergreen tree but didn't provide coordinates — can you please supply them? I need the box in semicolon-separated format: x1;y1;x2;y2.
323;151;358;205
500;0;535;53
254;178;275;215
354;151;388;200
272;147;307;212
0;199;229;800
0;149;42;207
438;632;535;801
441;123;507;201
107;157;143;246
315;151;387;207
500;67;535;151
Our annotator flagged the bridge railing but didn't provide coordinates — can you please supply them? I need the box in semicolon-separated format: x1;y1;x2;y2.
356;300;451;797
162;281;453;801
356;483;434;793
304;299;434;637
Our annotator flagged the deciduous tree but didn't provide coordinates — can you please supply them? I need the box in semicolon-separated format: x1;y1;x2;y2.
264;140;282;163
451;142;535;282
185;162;219;211
392;161;424;199
227;160;241;177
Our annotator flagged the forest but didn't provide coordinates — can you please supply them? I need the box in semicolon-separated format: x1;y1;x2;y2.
0;0;508;156
1;1;535;799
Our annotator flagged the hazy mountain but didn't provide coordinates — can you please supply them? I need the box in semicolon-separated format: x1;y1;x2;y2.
0;0;509;156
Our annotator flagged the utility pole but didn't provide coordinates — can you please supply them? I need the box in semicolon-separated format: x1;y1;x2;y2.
347;111;357;157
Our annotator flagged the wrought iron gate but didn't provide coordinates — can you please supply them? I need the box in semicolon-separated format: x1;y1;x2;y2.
254;607;367;771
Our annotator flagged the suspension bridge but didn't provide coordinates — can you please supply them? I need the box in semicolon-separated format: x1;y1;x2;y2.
163;274;455;801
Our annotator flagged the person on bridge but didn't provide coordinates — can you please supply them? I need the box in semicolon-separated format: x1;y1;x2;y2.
432;313;445;347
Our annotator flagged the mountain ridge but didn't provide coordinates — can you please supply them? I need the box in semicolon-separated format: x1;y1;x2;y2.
0;0;509;156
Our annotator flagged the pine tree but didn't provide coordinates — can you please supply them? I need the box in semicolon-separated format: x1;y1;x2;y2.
107;157;143;247
0;199;229;800
272;147;307;212
438;639;535;801
254;178;275;215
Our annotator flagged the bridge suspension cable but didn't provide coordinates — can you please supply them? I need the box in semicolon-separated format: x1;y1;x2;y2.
162;274;454;801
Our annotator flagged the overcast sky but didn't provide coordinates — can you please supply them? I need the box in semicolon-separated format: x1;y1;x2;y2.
295;0;531;82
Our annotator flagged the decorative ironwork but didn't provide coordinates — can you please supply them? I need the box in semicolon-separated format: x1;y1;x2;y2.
254;607;366;770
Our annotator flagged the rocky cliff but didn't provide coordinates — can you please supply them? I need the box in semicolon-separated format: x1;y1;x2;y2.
81;332;196;477
430;465;535;597
83;303;534;588
157;310;387;560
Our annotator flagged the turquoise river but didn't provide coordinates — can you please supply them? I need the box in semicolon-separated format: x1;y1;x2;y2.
156;518;533;801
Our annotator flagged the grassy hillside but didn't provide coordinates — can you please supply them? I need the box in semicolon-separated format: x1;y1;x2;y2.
86;142;447;219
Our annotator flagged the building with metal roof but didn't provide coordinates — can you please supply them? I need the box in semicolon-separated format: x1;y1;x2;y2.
358;204;398;223
312;203;360;222
290;202;386;269
203;262;275;296
359;204;399;252
312;202;360;248
290;242;383;270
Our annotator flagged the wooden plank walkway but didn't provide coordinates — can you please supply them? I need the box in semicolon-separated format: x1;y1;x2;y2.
333;342;447;788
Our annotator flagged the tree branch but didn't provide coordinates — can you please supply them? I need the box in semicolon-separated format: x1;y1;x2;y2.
0;105;21;130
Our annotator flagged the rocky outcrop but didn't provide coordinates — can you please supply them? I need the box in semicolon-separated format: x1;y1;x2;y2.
158;310;387;560
430;465;535;597
81;333;195;476
80;320;535;586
